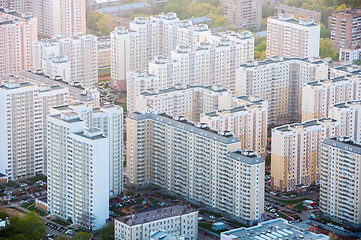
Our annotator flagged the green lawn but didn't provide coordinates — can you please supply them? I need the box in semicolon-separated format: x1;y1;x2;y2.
53;218;71;226
293;203;305;211
275;198;307;204
4;182;18;188
199;223;228;235
277;212;290;220
28;206;47;216
265;155;271;167
199;209;222;218
21;202;33;209
27;176;47;183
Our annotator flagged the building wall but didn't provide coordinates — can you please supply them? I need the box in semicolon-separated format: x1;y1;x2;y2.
267;16;320;59
275;5;321;23
271;119;339;192
320;138;361;229
301;76;361;122
223;0;262;30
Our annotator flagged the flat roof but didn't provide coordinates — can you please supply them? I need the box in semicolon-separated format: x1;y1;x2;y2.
239;57;324;68
50;113;83;124
228;150;264;165
116;205;197;226
140;84;229;96
269;15;318;27
275;118;337;132
333;100;361;109
307;75;351;86
323;137;361;154
221;218;328;240
74;129;107;140
129;112;240;144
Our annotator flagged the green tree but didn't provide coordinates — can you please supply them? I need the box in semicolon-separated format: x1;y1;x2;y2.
0;212;46;240
73;232;91;240
319;38;338;60
320;24;330;38
353;59;361;65
96;14;114;36
87;11;103;32
255;40;267;52
96;222;114;240
336;3;347;11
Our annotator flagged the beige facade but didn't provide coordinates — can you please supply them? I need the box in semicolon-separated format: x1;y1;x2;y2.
267;15;320;59
0;78;69;180
275;5;321;23
329;100;361;144
223;0;262;30
301;75;361;121
271;118;339;192
0;9;38;78
201;96;268;157
132;84;232;121
236;57;328;125
126;112;265;224
320;137;361;229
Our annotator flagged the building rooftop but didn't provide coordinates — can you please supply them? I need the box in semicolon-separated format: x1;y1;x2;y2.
228;150;264;165
74;128;107;140
98;2;151;14
240;57;324;68
129;111;240;144
140;84;229;96
0;80;34;90
50;113;83;124
184;16;213;25
307;75;354;87
116;205;197;226
270;15;318;27
275;5;320;14
332;100;361;109
275;118;337;132
221;218;328;240
323;137;361;155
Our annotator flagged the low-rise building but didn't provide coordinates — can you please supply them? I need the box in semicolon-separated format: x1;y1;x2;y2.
115;205;198;240
221;218;329;240
339;47;361;65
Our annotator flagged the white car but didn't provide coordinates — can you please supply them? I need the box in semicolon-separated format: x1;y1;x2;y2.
209;215;215;219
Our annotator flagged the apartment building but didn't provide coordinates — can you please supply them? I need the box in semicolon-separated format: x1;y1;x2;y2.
98;37;111;70
329;100;361;144
131;84;232;121
0;79;69;180
47;112;109;230
148;56;181;90
301;75;361;121
0;0;32;14
329;9;361;48
127;112;265;224
330;65;361;78
0;9;38;78
235;57;328;125
51;104;124;196
201;96;268;157
275;5;321;23
267;15;320;59
320;137;361;229
339;47;361;64
223;0;262;30
33;34;98;90
271;118;339;192
115;206;198;240
18;70;100;108
110;12;217;90
42;56;71;83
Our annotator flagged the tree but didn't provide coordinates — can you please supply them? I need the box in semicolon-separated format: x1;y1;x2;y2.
353;59;361;65
0;212;46;240
328;233;340;240
96;14;114;36
319;38;338;60
336;3;347;11
73;232;91;240
87;11;103;32
96;222;114;240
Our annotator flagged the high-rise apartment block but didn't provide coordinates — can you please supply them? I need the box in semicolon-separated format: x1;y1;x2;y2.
51;104;124;196
0;0;32;14
131;84;232;121
47;112;109;230
115;206;198;240
329;100;361;144
33;34;98;90
267;15;320;59
111;13;254;90
329;9;361;48
320;137;361;229
236;57;328;125
127;112;265;225
301;75;361;121
0;79;69;180
223;0;262;30
0;9;38;78
201;96;268;157
271;118;339;192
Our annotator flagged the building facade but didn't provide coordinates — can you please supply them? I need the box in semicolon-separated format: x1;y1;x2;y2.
275;5;321;23
223;0;262;30
201;96;268;157
267;15;320;59
132;84;232;121
339;47;361;65
320;137;361;229
329;9;361;48
0;9;38;78
271;118;339;192
50;104;124;197
47;112;109;230
115;206;198;240
33;35;99;90
301;75;361;121
127;112;265;224
0;79;68;180
329;100;361;144
235;57;328;125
